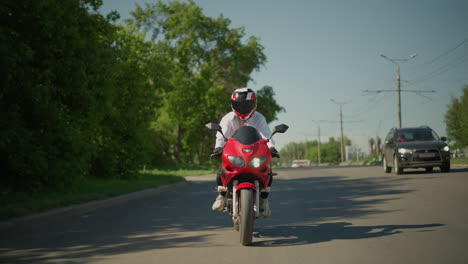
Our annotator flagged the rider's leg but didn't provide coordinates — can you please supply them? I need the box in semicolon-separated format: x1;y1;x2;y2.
212;167;227;211
260;169;273;217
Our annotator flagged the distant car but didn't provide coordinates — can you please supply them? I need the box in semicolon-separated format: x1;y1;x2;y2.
291;160;311;168
382;126;450;174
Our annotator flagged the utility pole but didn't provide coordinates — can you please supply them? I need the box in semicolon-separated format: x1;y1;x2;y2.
312;120;333;166
378;53;417;128
376;120;382;155
330;99;348;162
339;108;344;161
396;65;402;128
318;124;321;166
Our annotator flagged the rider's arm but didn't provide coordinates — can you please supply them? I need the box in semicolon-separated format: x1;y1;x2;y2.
215;113;235;149
253;112;276;148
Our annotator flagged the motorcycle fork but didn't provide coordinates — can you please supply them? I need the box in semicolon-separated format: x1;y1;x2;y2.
231;180;260;219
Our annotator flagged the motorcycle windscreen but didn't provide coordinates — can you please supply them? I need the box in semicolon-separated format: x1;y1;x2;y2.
231;126;263;145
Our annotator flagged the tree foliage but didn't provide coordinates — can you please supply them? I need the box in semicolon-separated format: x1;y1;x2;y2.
256;86;285;123
1;0;121;190
445;85;468;148
125;0;277;164
0;0;284;191
279;137;351;166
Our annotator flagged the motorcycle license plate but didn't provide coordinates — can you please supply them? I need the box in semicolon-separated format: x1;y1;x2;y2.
418;153;435;158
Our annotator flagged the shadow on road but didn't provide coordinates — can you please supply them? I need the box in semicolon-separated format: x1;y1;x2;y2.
400;167;468;175
0;170;446;262
252;222;444;247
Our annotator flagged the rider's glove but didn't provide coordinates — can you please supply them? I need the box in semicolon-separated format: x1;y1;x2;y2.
211;147;223;158
270;147;280;158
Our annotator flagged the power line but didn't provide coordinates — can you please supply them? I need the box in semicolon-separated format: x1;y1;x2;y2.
405;37;468;86
369;52;438;128
345;93;388;119
406;53;468;87
426;37;468;66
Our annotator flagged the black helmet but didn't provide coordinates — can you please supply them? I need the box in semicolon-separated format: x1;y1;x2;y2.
231;88;257;120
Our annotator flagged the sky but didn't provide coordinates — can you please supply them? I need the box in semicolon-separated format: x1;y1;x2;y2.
100;0;468;153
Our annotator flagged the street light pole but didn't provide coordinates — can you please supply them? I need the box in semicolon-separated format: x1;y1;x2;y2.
396;64;401;128
318;124;321;166
379;53;417;128
330;99;348;162
312;120;329;166
340;107;344;161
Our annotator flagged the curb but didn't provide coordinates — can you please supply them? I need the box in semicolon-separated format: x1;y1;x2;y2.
0;181;191;230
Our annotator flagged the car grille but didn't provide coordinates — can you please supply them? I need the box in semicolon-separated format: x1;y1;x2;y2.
412;149;441;162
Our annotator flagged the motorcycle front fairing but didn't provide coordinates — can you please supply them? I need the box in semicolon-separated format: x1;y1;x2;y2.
220;126;272;189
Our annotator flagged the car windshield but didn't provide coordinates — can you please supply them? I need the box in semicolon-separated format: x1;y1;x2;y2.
396;128;439;142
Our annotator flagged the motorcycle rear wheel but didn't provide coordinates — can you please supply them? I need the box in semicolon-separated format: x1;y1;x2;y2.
239;188;254;246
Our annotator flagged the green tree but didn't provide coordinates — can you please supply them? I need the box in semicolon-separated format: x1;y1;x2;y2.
89;23;165;178
317;137;342;163
256;86;286;124
445;85;468;148
0;0;119;190
0;0;167;190
126;0;267;164
279;141;310;167
279;137;352;166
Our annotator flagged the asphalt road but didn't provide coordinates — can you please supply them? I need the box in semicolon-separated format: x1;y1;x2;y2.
1;165;468;264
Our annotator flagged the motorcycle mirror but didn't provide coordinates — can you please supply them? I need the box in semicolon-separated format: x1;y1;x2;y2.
205;122;227;141
273;124;289;134
205;122;221;132
269;124;289;140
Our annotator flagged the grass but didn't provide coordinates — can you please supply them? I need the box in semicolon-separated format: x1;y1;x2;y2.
451;157;468;164
144;167;215;177
0;168;215;221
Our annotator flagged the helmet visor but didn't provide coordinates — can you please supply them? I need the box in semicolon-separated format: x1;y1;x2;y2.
232;99;256;115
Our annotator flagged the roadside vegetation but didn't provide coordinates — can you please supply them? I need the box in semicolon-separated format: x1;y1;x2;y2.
451;157;468;165
2;0;466;221
278;137;352;167
0;166;215;221
1;0;283;220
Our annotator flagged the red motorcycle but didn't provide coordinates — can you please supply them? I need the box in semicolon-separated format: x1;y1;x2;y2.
206;122;288;245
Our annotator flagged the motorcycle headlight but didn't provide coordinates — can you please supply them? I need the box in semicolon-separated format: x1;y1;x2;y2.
228;156;245;167
398;148;412;154
249;156;267;168
442;146;450;152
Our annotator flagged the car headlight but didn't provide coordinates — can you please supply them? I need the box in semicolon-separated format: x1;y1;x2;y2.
249;156;267;168
398;148;412;154
228;156;245;167
442;146;450;152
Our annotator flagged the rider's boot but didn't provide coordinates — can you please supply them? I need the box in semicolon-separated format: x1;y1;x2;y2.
260;198;271;217
212;186;227;211
260;187;271;217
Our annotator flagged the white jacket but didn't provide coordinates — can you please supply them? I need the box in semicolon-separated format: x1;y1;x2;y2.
215;111;275;149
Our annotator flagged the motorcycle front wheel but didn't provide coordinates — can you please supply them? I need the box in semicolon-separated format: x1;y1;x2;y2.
239;188;254;246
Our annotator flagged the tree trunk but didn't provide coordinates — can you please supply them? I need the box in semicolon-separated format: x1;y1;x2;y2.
175;125;182;164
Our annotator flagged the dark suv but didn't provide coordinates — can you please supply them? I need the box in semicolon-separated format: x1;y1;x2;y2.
382;126;450;174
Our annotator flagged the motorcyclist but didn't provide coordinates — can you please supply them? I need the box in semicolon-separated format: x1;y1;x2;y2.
211;87;280;217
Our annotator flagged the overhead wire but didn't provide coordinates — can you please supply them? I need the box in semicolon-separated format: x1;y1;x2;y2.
426;38;468;66
405;37;468;88
406;53;468;87
344;92;389;119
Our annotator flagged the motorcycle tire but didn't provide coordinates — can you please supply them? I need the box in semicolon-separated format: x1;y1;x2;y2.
239;188;254;246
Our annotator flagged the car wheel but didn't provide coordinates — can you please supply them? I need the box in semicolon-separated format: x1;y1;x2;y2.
383;156;391;173
393;155;403;175
425;167;433;173
440;161;450;173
